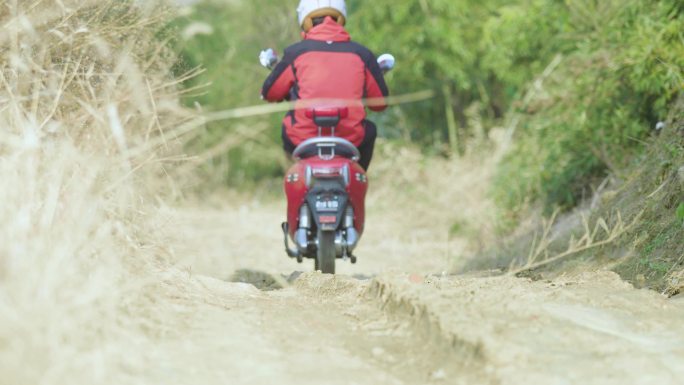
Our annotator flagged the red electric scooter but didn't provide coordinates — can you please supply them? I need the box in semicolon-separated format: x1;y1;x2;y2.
260;50;394;274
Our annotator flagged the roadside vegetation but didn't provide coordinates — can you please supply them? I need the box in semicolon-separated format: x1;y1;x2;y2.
351;0;683;216
0;1;203;382
467;99;683;295
170;0;299;189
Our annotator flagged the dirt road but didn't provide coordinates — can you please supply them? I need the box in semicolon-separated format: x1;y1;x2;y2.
156;200;684;385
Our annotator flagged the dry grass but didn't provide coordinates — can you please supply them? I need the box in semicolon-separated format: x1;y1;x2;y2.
0;1;202;383
665;270;684;297
365;135;502;272
508;210;644;276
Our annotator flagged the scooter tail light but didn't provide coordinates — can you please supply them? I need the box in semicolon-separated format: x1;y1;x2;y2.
319;215;337;224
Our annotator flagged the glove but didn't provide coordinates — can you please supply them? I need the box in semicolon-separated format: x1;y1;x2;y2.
377;53;395;73
259;48;279;69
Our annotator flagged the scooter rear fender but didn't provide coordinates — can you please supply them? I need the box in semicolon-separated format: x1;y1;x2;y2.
284;156;367;238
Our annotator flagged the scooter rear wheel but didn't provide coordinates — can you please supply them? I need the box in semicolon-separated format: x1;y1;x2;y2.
315;230;336;274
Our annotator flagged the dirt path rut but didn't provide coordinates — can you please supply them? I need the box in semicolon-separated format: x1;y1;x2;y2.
157;201;684;385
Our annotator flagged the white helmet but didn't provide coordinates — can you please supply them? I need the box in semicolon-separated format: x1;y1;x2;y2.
297;0;347;32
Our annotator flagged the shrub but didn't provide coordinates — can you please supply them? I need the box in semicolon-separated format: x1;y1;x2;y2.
490;0;684;214
170;0;299;188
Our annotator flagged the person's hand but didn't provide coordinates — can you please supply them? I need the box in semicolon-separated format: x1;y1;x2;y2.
259;48;279;69
377;54;395;73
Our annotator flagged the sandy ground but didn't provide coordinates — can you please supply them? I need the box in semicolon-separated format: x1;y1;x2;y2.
165;198;457;278
154;199;684;385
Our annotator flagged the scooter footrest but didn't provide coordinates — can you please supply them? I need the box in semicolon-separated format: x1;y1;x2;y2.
281;222;300;259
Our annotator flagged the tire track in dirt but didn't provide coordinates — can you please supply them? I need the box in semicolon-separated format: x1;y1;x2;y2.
165;203;684;385
361;272;684;385
157;270;494;385
287;273;495;385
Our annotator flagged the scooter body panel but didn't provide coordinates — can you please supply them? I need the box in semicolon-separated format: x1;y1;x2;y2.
284;156;367;238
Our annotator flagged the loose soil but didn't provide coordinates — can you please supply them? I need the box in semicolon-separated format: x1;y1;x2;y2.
152;200;684;385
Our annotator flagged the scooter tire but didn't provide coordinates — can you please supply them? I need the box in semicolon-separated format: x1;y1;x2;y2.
315;230;336;274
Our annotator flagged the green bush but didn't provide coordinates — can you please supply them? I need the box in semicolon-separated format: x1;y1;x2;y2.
490;0;684;214
348;0;511;150
677;203;684;222
350;0;682;215
170;0;300;188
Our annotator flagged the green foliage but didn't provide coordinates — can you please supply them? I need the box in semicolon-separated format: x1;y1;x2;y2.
635;223;681;280
351;0;683;214
608;98;684;292
489;0;684;213
677;203;684;222
348;0;513;148
170;0;300;187
480;1;572;89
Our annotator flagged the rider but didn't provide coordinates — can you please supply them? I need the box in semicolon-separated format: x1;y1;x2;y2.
260;0;389;171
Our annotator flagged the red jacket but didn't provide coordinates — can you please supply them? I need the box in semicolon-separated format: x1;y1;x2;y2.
261;17;389;147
